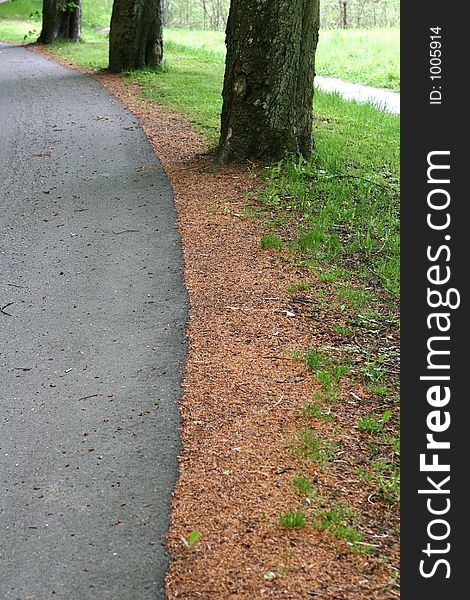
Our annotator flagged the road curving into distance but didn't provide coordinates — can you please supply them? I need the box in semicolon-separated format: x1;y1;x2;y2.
0;42;187;599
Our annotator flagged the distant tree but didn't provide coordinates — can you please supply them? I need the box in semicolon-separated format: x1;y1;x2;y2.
37;0;81;44
218;0;320;162
162;0;171;25
320;0;400;29
339;0;348;28
162;0;229;29
109;0;164;72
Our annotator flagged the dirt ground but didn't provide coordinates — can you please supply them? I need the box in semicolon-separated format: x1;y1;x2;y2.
29;46;400;600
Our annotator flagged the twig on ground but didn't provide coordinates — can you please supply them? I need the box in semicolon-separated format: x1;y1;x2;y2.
78;394;102;401
1;302;14;316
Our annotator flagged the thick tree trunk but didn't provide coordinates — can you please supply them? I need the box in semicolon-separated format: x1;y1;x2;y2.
218;0;320;163
109;0;163;73
37;0;81;44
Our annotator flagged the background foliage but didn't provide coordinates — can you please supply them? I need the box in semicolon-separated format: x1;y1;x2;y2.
1;0;400;30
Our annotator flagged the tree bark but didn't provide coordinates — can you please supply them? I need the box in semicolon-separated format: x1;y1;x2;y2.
109;0;163;73
37;0;81;44
339;1;348;29
218;0;320;163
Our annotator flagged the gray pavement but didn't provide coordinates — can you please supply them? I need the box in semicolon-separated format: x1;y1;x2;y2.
0;43;187;599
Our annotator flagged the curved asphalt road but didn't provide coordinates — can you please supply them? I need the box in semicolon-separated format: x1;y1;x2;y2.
0;43;187;599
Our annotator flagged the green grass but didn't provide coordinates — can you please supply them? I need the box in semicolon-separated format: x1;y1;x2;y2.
0;0;41;22
278;510;307;529
312;502;368;551
358;410;392;434
260;233;284;250
292;476;316;497
288;282;311;293
0;3;399;91
0;18;37;42
302;401;333;422
130;52;224;140
156;27;400;92
262;99;400;297
0;0;114;29
361;355;388;383
356;411;399;503
291;348;351;391
318;28;399;91
358;459;400;503
290;428;335;465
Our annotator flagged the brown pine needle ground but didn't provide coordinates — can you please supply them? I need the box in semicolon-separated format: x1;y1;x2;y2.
29;45;400;599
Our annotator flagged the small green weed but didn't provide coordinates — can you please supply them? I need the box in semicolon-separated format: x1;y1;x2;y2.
292;348;350;389
361;354;388;383
260;233;284;250
382;431;400;454
279;510;307;529
333;323;353;337
370;383;389;398
336;285;372;309
311;387;340;405
358;415;382;433
312;502;368;551
290;428;335;464
358;458;400;503
288;282;311;294
374;460;400;503
317;267;346;283
297;348;330;372
180;529;201;548
302;401;333;421
292;476;316;497
358;410;392;434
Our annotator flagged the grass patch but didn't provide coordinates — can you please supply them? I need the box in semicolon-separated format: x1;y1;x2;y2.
358;410;392;434
360;354;388;383
279;510;307;529
302;401;333;422
0;0;114;30
333;323;353;337
358;459;400;503
317;28;399;91
290;428;335;465
0;7;399;91
0;18;40;42
317;266;346;283
288;282;311;293
149;26;401;91
356;411;400;503
291;348;351;395
312;502;368;551
260;233;284;250
262;101;400;298
50;33;110;69
292;476;316;497
0;0;42;22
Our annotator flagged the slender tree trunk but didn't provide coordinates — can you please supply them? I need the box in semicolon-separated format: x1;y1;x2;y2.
201;0;207;29
161;0;170;26
109;0;163;73
37;0;81;44
339;1;348;29
218;0;320;162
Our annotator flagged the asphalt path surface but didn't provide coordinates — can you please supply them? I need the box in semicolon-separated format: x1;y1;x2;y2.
0;43;187;599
